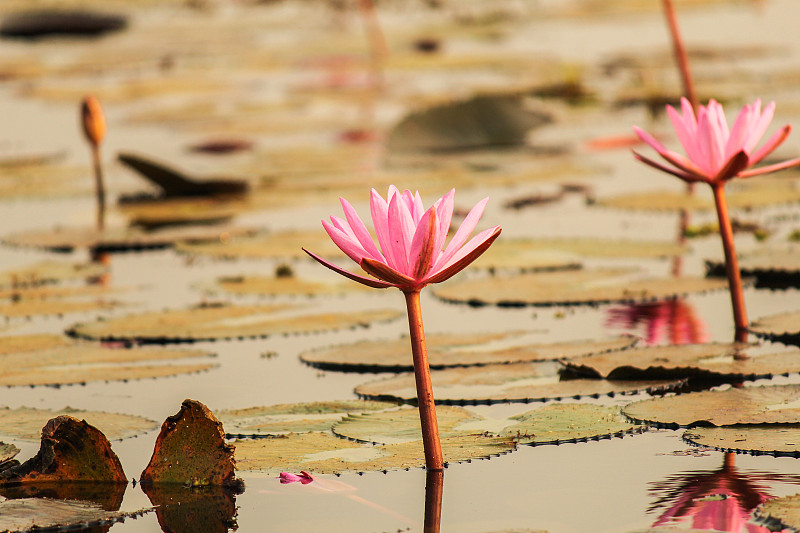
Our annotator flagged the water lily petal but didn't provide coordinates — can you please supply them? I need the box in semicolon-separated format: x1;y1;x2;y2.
322;219;368;264
712;150;750;183
434;196;489;272
632;127;706;177
303;248;393;288
425;226;501;285
340;197;384;262
738;156;800;178
410;207;438;279
360;257;415;288
750;125;791;165
387;193;411;274
370;188;395;270
433;189;455;263
744;100;775;154
632;152;700;183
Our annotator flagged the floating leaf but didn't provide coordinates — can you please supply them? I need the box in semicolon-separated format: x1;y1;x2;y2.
564;342;800;381
706;245;800;288
176;230;341;260
301;334;637;371
355;363;683;404
2;224;255;254
0;498;144;533
755;493;800;531
0;261;106;288
333;406;482;444
0;334;217;386
199;274;369;298
0;481;126;512
67;303;401;344
0;283;120;319
0;415;127;485
0;442;19;467
234;432;515;475
683;426;800;456
750;311;800;344
433;269;728;307
623;385;800;428
217;400;398;436
119;197;246;229
141;399;238;487
0;406;158;441
332;404;639;446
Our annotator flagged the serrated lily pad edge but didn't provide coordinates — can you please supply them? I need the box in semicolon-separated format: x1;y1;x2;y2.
681;427;800;458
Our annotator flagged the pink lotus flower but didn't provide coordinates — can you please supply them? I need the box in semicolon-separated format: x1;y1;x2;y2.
279;471;314;484
633;97;800;184
303;186;501;293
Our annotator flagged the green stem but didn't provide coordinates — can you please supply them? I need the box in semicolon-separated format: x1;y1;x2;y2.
403;290;443;471
711;183;748;342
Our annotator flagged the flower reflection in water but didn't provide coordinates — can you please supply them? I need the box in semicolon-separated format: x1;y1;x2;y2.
606;299;708;346
649;453;800;532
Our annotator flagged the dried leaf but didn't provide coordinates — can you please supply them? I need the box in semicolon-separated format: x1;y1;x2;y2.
623;384;800;427
355;362;683;404
67;303;402;344
433;269;729;307
301;334;637;371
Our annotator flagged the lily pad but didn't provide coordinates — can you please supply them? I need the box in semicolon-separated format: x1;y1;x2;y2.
175;230;341;260
0;442;19;466
67;303;402;344
333;404;639;446
750;311;800;344
198;274;370;298
0;284;120;318
0;406;158;441
0;334;218;386
563;342;800;382
0;498;144;533
2;224;255;254
233;432;516;475
119;197;246;229
755;493;800;531
301;335;637;372
0;261;106;288
682;426;800;457
433;269;729;307
355;362;683;404
623;384;800;428
217;400;398;436
706;245;800;288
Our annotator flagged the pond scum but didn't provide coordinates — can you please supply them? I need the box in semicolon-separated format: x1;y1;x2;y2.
4;0;800;532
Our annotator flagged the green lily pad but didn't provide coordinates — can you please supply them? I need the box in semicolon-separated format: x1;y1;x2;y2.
301;334;637;372
198;274;370;298
0;334;218;386
755;493;800;531
0;261;106;288
233;432;516;475
355;362;683;404
682;426;800;456
749;311;800;344
216;400;398;436
623;384;800;428
2;224;255;254
564;342;800;381
0;498;148;533
432;269;729;307
333;404;639;446
175;230;340;260
67;303;401;344
0;406;158;441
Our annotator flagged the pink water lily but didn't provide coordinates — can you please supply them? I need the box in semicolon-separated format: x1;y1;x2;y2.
279;471;314;484
633;97;800;184
303;186;501;293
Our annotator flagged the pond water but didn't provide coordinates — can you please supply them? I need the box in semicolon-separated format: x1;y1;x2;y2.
3;0;800;532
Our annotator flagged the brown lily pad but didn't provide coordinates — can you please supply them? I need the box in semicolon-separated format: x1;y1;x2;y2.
623;384;800;428
750;311;800;344
67;302;402;344
0;498;146;533
0;334;218;387
682;426;800;457
563;342;800;382
0;283;121;319
198;273;370;298
755;493;800;531
355;362;684;404
433;269;729;307
175;230;341;261
0;406;158;442
217;400;399;436
706;245;800;288
333;406;483;444
2;224;255;254
301;334;637;372
0;260;106;288
142;483;241;533
0;481;126;512
0;442;19;468
119;197;246;229
141;399;239;487
233;432;516;475
0;415;127;484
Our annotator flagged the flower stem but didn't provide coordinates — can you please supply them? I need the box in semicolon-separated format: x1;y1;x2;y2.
711;183;748;342
424;469;444;532
91;143;106;232
403;290;443;471
661;0;698;111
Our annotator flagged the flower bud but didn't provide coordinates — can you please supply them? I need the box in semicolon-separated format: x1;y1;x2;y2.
81;95;106;146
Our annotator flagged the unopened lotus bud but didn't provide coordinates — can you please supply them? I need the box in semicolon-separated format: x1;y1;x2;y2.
81;95;106;146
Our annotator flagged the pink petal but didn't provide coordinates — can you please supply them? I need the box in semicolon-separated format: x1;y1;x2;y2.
738;156;800;178
387;193;411;274
744;100;775;154
360;257;414;288
425;226;501;285
750;124;790;165
409;207;437;279
699;103;725;174
667;100;701;164
712;150;750;183
370;188;396;270
632;127;706;178
724;101;756;158
632;151;701;183
433;189;455;262
340;197;384;262
303;248;393;289
433;196;489;272
322;219;368;264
